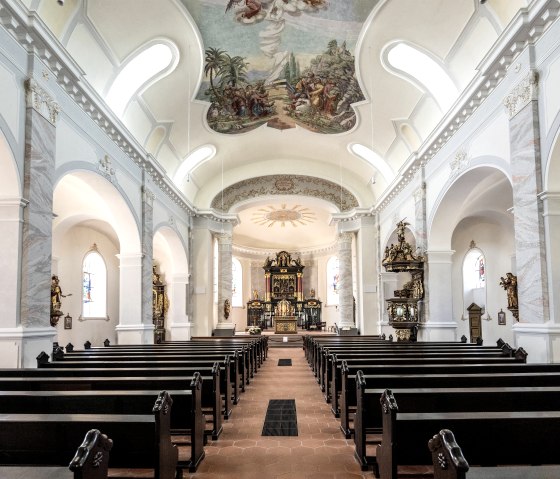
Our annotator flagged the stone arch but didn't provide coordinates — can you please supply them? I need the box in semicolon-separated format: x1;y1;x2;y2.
545;119;560;192
153;224;190;341
429;165;513;251
53;170;141;255
0;129;20;197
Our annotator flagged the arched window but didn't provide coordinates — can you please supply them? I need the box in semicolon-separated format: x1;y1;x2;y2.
232;257;242;307
463;248;486;312
82;244;107;319
326;256;339;306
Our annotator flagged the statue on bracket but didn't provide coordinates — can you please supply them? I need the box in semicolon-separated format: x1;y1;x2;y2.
499;272;519;320
50;275;71;327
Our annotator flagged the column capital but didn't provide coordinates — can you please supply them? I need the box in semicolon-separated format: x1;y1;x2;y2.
216;232;233;245
426;250;455;263
24;78;60;125
503;70;538;119
142;186;155;206
338;231;354;244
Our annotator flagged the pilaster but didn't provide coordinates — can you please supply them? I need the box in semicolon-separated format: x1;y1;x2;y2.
216;232;233;331
504;70;549;324
337;232;354;329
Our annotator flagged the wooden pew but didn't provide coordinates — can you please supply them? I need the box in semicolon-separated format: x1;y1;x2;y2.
0;374;205;472
354;377;560;473
373;390;560;479
40;351;238;414
60;345;251;391
316;342;511;386
331;353;527;421
0;428;112;479
324;343;522;404
339;361;560;437
428;429;560;479
0;370;223;440
0;391;179;479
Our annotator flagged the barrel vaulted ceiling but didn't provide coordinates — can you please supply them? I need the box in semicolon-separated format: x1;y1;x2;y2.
22;0;529;251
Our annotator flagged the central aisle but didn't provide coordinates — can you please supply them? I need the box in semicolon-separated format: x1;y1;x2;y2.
186;346;376;479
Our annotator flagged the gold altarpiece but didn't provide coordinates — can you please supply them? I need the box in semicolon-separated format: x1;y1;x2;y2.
263;251;304;334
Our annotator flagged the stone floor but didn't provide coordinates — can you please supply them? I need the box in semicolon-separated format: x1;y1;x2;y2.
182;346;377;479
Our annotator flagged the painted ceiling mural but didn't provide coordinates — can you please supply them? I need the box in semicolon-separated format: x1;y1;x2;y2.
182;0;376;134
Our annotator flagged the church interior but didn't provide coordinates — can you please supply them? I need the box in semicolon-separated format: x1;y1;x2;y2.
1;0;560;477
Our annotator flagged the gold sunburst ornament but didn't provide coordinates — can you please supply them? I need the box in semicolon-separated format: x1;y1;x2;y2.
252;204;316;228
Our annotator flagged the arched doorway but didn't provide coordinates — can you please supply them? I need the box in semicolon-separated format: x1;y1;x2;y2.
52;170;141;347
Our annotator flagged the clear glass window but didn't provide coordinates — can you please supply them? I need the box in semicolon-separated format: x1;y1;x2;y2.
82;247;107;318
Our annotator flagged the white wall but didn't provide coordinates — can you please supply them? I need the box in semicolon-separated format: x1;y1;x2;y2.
53;225;120;349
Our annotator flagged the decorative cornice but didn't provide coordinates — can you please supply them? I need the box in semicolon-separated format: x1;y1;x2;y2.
24;78;60;125
211;175;359;213
0;0;196;216
503;70;539;119
232;242;338;258
376;0;560;213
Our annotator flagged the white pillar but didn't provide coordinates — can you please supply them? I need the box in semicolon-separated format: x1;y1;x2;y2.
355;217;379;335
116;253;154;344
215;233;234;332
167;273;192;340
423;250;457;341
338;232;355;329
0;198;24;367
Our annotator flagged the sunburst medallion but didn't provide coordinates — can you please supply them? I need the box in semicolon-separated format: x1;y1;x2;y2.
251;204;316;228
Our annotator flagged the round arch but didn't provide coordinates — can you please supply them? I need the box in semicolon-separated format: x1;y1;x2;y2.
0;130;20;198
545;121;560;192
153;224;189;276
429;166;513;251
52;170;141;255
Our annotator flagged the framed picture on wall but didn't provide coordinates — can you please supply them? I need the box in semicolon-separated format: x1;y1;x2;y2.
498;309;506;325
64;314;72;330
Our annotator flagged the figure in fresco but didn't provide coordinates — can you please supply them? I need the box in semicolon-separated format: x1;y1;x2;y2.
226;0;262;19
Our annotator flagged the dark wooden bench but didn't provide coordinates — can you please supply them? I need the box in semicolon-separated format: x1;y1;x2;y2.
0;428;113;479
316;343;512;386
0;391;179;479
39;351;239;413
330;353;526;420
0;369;223;440
428;429;560;479
354;378;560;473
60;345;251;390
371;391;560;479
0;374;204;472
340;363;560;436
324;344;523;404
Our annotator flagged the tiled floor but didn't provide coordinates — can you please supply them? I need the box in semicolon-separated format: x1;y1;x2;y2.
184;346;377;479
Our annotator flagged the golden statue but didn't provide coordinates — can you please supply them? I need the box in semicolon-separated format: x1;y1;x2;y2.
224;299;231;320
499;273;518;309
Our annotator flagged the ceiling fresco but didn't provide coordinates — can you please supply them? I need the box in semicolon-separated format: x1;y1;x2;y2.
182;0;376;134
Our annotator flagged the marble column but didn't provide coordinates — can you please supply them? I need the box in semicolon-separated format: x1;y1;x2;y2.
18;78;59;366
414;180;428;321
142;187;155;333
167;273;192;340
504;70;549;324
337;232;355;329
423;250;457;341
216;232;233;331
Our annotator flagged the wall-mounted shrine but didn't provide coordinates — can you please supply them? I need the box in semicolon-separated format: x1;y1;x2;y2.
382;220;424;341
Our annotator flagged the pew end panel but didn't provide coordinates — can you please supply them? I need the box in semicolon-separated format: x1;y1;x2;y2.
428;429;469;479
69;428;113;479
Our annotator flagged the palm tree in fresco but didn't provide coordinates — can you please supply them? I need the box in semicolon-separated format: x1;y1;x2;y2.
204;47;227;101
218;54;248;88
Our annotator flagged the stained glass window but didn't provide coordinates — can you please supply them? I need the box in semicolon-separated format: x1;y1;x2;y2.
82;245;107;318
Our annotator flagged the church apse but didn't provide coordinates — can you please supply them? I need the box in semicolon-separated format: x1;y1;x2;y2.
181;0;376;134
